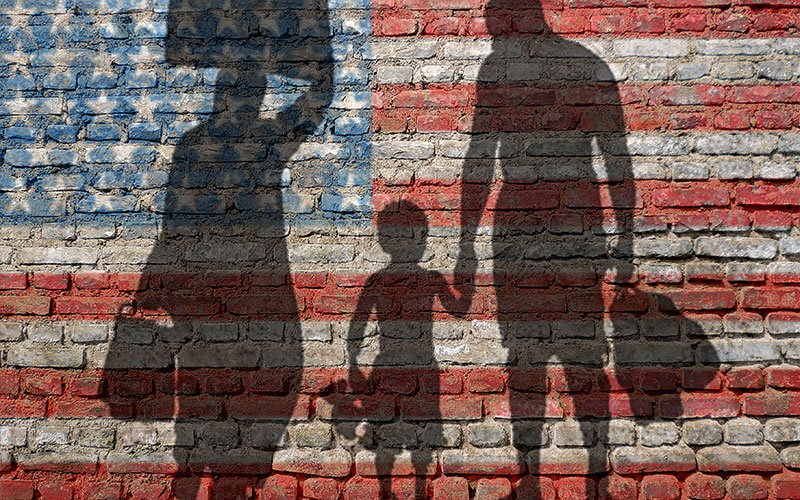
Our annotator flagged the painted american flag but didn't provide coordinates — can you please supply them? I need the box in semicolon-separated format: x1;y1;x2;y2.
0;0;798;498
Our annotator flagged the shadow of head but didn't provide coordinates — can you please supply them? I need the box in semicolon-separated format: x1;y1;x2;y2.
483;0;553;37
164;0;332;69
377;201;429;265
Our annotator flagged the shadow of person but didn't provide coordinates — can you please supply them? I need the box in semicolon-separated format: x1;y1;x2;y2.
337;201;467;499
103;0;332;498
455;0;716;497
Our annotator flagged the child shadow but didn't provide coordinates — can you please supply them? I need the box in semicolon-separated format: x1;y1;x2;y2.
336;200;467;499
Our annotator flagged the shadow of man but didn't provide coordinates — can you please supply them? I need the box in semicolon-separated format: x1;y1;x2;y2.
456;0;714;497
103;1;332;498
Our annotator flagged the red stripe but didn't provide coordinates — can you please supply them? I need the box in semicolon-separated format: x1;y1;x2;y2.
1;270;798;319
0;276;788;319
1;367;796;419
373;84;800;133
373;3;800;37
373;179;800;230
0;470;798;499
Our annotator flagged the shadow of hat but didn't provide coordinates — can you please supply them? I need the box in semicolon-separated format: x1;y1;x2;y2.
165;0;277;67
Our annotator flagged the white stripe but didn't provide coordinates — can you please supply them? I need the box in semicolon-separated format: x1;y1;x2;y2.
2;320;797;368
370;37;800;84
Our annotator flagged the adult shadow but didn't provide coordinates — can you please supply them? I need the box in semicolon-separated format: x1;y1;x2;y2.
103;0;332;498
456;0;717;496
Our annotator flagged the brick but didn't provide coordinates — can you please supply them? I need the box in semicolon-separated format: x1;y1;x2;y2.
640;422;680;446
421;424;462;448
699;340;781;363
318;394;394;421
342;478;380;500
400;397;481;420
0;323;23;342
0;273;26;290
31;273;69;290
695;238;777;259
272;448;351;477
261;475;298;500
468;423;508;448
28;324;63;343
696;445;781;472
584;477;627;500
475;478;512;500
73;272;110;289
685;473;726;500
725;419;764;445
727;475;768;500
466;370;505;393
767;312;800;334
616;342;693;364
765;418;800;442
537;445;609;475
652;188;728;207
37;483;73;500
17;451;97;473
376;422;418;448
0;427;26;447
293;423;333;448
598;421;635;446
179;347;260;368
70;323;109;343
772;472;800;499
613;39;689;57
250;424;287;449
355;449;436;477
0;371;18;397
55;297;133;315
611;445;695;473
442;449;526;475
0;480;33;500
727;367;765;390
380;372;418;395
782;446;800;468
640;475;680;500
83;482;121;500
553;420;593;447
683;420;723;445
0;296;51;315
723;312;763;335
18;248;97;265
683;369;723;390
117;273;147;291
7;349;83;368
766;366;800;389
433;477;468;500
303;478;339;500
511;477;553;500
744;390;800;416
22;371;62;395
76;427;115;449
550;368;592;392
660;393;739;418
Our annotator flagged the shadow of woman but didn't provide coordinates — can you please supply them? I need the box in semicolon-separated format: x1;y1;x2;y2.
455;0;718;496
103;1;332;498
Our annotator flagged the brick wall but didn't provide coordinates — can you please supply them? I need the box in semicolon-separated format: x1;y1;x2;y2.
1;0;800;499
